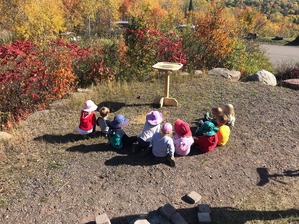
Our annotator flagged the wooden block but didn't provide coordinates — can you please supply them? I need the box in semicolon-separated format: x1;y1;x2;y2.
96;213;111;224
197;212;211;223
163;97;178;107
185;191;202;204
134;219;150;224
170;212;188;224
197;204;211;213
153;96;164;108
158;203;177;219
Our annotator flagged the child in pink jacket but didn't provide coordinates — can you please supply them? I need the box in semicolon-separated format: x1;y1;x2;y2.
173;119;194;156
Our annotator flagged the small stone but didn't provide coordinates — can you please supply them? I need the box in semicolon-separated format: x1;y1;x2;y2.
170;212;188;224
197;212;211;223
208;68;241;81
134;219;150;224
77;88;92;92
281;79;299;90
194;70;203;76
185;191;202;204
95;213;111;224
197;204;211;213
158;203;177;219
0;131;12;141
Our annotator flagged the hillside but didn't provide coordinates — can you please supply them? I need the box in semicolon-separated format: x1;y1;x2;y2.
0;74;298;223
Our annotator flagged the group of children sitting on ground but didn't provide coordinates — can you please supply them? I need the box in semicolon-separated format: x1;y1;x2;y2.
78;100;236;167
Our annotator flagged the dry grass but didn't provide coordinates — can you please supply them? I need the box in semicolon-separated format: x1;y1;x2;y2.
0;73;298;223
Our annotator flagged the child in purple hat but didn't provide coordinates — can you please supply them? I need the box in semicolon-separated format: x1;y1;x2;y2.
134;111;163;152
108;114;137;150
151;123;176;167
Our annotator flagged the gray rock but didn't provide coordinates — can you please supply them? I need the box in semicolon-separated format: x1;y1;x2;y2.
180;71;190;76
247;70;277;86
207;68;241;81
0;131;12;141
77;88;92;92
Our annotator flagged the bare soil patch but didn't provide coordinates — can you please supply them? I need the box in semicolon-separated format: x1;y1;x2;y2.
0;75;298;223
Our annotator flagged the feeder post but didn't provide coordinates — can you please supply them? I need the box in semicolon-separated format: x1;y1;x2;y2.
164;71;170;98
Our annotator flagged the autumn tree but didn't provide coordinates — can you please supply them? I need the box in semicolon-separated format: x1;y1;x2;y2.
0;0;65;42
184;3;238;70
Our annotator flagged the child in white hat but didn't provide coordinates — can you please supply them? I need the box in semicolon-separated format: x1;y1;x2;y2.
78;100;98;137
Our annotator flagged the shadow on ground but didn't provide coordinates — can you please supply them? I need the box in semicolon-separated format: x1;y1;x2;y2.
86;207;299;224
256;167;299;186
66;143;112;153
33;132;102;143
97;101;157;113
104;146;202;167
285;36;299;46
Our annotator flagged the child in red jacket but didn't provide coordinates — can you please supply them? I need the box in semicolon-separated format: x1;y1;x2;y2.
78;100;98;136
194;121;218;153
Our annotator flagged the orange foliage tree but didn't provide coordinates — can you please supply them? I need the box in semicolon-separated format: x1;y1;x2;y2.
185;4;238;69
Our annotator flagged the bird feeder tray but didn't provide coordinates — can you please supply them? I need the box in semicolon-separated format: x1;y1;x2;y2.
152;62;183;108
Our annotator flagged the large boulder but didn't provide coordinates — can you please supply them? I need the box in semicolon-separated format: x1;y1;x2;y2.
207;68;241;81
0;131;12;141
247;70;277;86
280;79;299;90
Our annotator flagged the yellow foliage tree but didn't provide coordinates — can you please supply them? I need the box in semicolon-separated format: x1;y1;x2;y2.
12;0;65;42
234;6;269;36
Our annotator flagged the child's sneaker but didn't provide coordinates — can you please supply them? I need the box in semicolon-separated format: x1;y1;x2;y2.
204;112;210;120
198;120;204;126
140;147;150;157
167;156;176;168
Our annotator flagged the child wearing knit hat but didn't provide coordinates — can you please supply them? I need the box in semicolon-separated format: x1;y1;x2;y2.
151;123;176;167
173;119;194;156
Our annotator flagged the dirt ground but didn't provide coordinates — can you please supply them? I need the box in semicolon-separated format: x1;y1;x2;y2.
0;75;298;224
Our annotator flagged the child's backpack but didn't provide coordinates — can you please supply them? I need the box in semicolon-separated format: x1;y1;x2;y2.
108;129;123;149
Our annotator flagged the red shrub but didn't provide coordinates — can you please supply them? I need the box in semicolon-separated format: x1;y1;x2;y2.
0;40;76;127
0;39;117;128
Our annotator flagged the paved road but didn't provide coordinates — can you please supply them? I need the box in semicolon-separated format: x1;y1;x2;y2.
261;44;299;66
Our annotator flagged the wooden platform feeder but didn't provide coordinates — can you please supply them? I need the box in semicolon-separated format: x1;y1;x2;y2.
152;62;183;108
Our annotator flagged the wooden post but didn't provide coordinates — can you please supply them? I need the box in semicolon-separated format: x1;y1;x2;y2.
164;71;170;98
152;62;182;107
